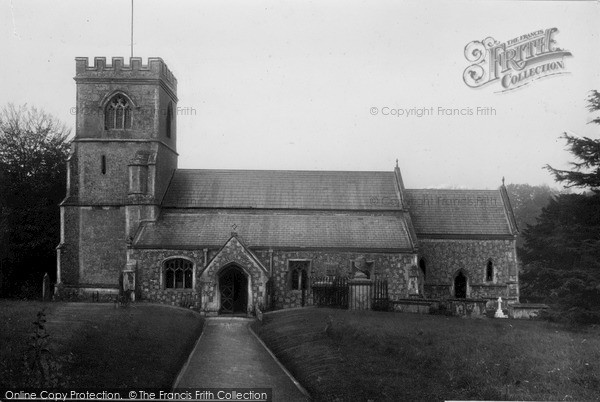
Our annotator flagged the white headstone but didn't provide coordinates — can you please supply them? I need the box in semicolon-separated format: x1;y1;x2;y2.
494;296;507;318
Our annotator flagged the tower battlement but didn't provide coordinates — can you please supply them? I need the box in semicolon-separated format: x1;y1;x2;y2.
75;57;177;92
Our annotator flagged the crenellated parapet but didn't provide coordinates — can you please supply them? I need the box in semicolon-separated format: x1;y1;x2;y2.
75;57;177;94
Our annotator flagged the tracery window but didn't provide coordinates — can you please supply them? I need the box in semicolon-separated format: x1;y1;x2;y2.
105;94;132;130
289;260;309;290
164;258;193;289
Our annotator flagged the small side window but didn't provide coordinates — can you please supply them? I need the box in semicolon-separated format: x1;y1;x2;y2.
166;103;173;138
486;260;494;282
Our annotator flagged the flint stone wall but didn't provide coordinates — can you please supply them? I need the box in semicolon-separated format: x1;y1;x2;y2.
129;247;413;311
253;250;414;309
419;238;519;303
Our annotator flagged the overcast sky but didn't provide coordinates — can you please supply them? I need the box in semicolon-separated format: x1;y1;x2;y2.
1;0;599;189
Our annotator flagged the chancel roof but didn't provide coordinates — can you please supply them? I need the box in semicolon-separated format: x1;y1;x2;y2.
404;189;518;238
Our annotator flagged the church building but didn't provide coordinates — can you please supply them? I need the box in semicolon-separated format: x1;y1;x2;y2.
56;57;519;314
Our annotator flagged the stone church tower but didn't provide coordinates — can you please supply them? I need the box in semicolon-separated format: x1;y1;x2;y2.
56;57;178;298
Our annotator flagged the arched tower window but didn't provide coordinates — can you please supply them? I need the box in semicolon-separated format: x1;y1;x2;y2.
486;260;494;282
105;94;132;130
101;155;106;174
419;258;426;279
166;102;173;138
164;258;193;289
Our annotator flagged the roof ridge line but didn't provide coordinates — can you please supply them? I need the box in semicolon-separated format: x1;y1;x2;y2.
405;188;499;191
174;168;396;174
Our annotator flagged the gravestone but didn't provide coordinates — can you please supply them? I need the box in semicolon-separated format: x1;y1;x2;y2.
494;296;507;318
42;273;50;301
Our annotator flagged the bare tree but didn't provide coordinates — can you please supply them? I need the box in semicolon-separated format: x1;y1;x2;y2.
0;104;71;296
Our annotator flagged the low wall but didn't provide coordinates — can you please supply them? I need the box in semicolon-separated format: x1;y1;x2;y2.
55;284;119;302
442;298;487;317
508;303;549;319
391;299;438;314
391;298;488;317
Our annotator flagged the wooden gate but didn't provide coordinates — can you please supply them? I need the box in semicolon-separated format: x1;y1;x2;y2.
311;277;348;309
372;278;389;311
310;276;389;311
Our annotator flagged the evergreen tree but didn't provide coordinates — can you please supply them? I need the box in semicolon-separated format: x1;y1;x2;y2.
545;90;600;191
521;91;600;323
505;183;558;248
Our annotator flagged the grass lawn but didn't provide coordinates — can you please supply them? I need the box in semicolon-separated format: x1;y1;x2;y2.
253;308;600;401
0;300;204;389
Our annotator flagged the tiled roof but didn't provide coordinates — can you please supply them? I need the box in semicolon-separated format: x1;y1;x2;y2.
155;169;516;243
134;211;414;251
404;189;515;237
162;169;400;210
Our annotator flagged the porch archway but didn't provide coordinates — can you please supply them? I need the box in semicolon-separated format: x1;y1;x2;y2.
218;265;248;314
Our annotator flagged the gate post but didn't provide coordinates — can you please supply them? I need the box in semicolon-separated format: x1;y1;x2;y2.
122;270;135;302
348;273;373;310
408;265;420;297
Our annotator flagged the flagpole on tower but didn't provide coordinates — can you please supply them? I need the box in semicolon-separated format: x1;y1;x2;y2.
130;0;134;58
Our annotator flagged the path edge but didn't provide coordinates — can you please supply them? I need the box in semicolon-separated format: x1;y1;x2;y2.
172;317;207;389
247;323;312;400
